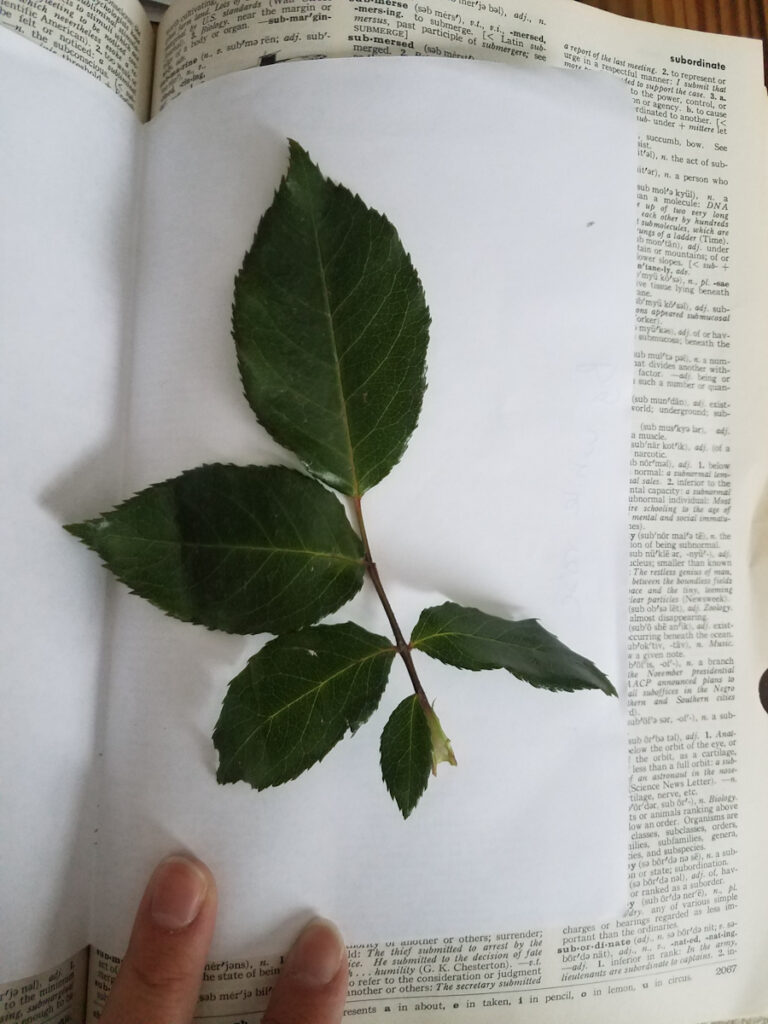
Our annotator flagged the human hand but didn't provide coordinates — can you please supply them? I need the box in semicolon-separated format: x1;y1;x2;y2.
101;854;348;1024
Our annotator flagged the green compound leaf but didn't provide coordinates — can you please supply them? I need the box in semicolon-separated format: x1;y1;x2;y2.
233;139;430;498
380;695;432;818
410;602;616;696
214;622;395;788
65;464;364;635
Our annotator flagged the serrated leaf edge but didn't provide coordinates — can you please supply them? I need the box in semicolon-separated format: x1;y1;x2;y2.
380;695;431;819
64;463;365;636
410;601;617;697
214;625;396;788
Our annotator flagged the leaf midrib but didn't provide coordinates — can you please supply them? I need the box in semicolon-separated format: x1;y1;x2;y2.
223;646;393;772
91;531;364;565
401;697;423;805
412;625;610;690
261;646;390;726
413;628;545;653
310;197;361;498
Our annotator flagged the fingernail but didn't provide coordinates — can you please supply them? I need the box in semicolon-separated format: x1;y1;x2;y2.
285;918;345;987
150;855;208;931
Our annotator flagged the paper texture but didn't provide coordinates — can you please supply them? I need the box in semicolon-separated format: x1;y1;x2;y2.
0;29;141;983
2;1;768;1022
86;57;633;959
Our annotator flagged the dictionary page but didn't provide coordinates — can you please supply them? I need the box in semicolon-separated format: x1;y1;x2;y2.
0;0;154;118
142;2;768;1023
541;13;768;1024
83;56;636;1020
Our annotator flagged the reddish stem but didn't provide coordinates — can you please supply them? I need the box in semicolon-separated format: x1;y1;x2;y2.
353;496;431;715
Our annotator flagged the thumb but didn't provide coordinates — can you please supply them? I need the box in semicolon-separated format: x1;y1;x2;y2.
101;854;217;1024
263;918;348;1024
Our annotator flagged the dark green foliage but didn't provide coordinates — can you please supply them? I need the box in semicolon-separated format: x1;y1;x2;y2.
215;623;395;788
65;464;364;635
411;602;616;696
379;696;432;818
233;140;430;497
66;141;615;817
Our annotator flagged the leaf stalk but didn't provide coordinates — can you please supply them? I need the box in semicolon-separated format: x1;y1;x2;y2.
353;497;431;716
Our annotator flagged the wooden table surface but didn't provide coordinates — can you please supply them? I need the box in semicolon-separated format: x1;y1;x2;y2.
577;0;765;35
577;0;767;81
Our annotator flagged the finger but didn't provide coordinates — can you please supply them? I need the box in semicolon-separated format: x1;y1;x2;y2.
101;854;217;1024
263;918;348;1024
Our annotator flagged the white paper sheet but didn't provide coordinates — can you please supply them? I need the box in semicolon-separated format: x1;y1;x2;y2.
88;58;636;958
0;28;140;980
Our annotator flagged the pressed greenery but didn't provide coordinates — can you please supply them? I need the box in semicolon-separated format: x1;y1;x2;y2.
66;140;616;818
